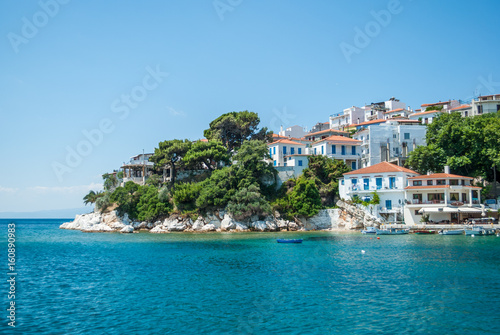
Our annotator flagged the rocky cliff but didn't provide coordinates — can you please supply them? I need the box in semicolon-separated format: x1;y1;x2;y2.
60;203;380;233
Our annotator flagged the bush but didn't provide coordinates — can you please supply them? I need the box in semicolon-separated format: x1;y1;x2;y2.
172;182;203;212
288;177;322;218
136;185;172;221
95;193;111;212
227;184;272;221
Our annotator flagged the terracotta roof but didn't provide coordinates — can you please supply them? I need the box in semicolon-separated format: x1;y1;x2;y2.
410;110;443;117
314;135;361;145
304;129;349;137
268;139;306;146
385;108;404;114
272;134;311;142
421;100;451;107
477;94;500;99
409;173;473;180
343;162;419;175
199;139;209;142
349;119;386;128
405;185;481;190
393;119;421;123
450;104;471;111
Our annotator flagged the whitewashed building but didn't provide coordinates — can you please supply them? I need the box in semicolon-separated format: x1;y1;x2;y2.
470;94;500;116
121;153;154;185
339;162;419;221
403;167;483;225
303;129;350;142
279;125;307;138
408;110;444;124
330;106;366;130
352;119;426;168
311;135;361;170
268;139;307;167
449;104;472;117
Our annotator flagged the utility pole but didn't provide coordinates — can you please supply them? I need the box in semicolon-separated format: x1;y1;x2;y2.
493;164;497;201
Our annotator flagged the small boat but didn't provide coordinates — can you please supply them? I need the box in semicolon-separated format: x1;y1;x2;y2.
376;228;409;235
465;226;496;236
277;239;303;243
438;229;464;235
414;230;436;234
361;227;377;234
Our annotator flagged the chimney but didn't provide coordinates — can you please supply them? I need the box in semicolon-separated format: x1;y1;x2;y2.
444;165;450;174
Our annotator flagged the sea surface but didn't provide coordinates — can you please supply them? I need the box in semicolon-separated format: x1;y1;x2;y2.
1;219;500;335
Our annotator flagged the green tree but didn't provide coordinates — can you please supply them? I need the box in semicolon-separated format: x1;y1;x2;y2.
103;173;119;191
226;184;272;221
183;140;230;171
136;185;172;221
203;111;271;153
302;156;351;206
110;181;141;218
196;167;238;210
406;143;447;175
288;177;322;218
83;190;103;206
151;139;192;189
172;182;204;212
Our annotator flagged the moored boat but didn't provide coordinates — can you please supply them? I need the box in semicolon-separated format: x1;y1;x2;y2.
361;227;377;234
438;229;464;235
414;230;436;234
465;226;496;236
277;239;303;243
376;228;409;235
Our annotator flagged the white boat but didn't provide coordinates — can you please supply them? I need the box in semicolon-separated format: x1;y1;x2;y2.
465;226;496;236
438;229;464;235
361;227;377;234
376;228;409;235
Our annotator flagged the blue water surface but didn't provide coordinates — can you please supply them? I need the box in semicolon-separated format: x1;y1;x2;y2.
1;219;500;335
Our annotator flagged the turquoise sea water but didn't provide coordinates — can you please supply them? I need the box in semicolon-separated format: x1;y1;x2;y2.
1;219;500;335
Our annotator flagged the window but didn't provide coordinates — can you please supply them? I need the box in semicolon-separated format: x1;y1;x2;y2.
273;160;276;166
394;147;399;155
298;147;302;155
332;145;336;154
341;180;344;185
273;147;276;155
393;134;397;138
389;177;396;189
478;105;483;114
404;133;410;140
413;180;422;186
283;146;287;155
321;146;324;155
291;147;295;155
314;148;317;155
450;193;459;201
376;178;382;190
449;179;458;185
462;193;467;202
352;178;358;185
351;161;356;170
366;135;369;140
298;160;303;166
363;178;370;191
351;146;356;155
427;180;433;185
341;145;346;155
436;180;446;185
269;148;272;156
385;200;392;210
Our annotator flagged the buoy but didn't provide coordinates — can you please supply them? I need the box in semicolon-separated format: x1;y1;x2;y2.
361;250;365;254
370;238;373;239
377;237;380;240
471;234;475;237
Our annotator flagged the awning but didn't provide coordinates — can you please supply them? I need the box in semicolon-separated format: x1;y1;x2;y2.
418;207;484;214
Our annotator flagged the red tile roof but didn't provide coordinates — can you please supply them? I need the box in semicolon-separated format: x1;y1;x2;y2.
410;110;443;117
314;135;361;145
268;139;306;146
450;104;471;111
343;162;419;175
304;129;349;137
385;108;404;114
349;119;386;127
409;173;473;180
421;100;451;107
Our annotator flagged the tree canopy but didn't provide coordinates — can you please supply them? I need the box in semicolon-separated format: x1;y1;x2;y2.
151;139;192;188
183;140;230;171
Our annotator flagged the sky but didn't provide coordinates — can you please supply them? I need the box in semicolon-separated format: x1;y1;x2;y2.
1;0;500;214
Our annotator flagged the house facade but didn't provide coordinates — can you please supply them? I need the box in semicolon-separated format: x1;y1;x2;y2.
339;162;420;221
310;135;361;170
352;119;426;168
408;110;444;124
470;94;500;116
449;104;472;117
279;125;307;138
268;139;307;167
403;167;483;225
121;153;154;185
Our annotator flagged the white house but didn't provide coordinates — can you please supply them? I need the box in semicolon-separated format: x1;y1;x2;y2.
449;104;472;117
470;94;500;116
268;139;307;167
403;167;483;225
330;106;366;130
121;153;154;185
419;100;460;113
279;125;307;138
408;110;444;124
352;119;427;168
384;108;412;119
303;128;350;142
339;162;420;221
311;135;361;170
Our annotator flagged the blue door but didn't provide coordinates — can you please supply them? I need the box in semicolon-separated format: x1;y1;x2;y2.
386;200;392;210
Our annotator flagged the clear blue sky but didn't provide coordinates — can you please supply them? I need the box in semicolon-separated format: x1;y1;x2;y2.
1;0;499;213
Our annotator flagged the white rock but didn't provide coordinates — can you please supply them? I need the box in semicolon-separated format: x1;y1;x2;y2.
221;214;236;230
250;221;268;231
120;225;135;233
150;225;169;233
200;224;216;232
192;217;206;231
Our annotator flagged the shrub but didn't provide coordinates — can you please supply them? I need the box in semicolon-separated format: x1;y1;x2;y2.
227;184;272;221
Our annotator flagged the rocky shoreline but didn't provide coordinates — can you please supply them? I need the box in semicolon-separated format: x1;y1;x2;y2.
59;201;384;233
